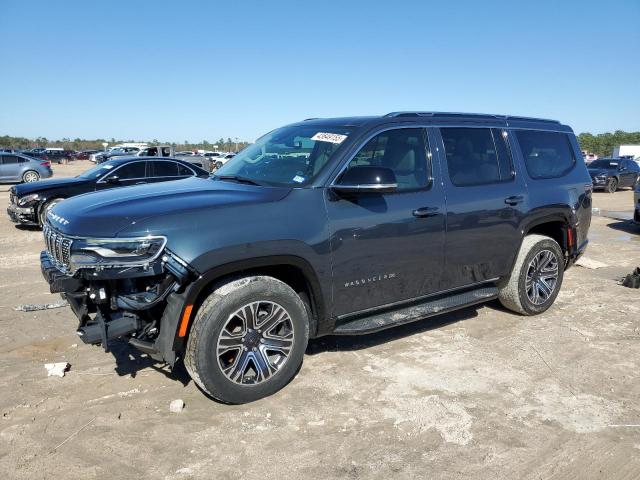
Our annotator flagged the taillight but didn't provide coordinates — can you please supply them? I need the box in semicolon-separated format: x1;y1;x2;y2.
41;161;51;167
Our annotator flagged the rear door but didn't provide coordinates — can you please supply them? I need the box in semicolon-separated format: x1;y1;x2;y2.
147;160;190;183
435;126;528;289
0;155;24;181
620;160;637;187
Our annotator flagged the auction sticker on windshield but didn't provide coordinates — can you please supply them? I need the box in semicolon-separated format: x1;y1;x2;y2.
311;132;348;144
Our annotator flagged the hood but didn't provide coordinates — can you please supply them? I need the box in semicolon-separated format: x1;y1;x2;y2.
47;177;291;237
14;176;88;196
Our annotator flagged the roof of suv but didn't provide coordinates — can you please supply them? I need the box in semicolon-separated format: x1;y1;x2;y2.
294;111;570;131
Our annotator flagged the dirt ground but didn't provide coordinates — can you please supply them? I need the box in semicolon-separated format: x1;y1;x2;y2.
0;161;639;480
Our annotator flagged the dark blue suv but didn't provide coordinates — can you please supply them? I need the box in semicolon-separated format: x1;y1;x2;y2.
39;112;592;403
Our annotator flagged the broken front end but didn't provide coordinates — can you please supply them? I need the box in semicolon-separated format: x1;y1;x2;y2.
39;224;194;364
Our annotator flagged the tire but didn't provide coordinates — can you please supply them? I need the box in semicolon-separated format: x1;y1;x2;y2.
22;170;40;183
39;198;64;226
498;234;564;316
184;276;309;404
606;177;618;193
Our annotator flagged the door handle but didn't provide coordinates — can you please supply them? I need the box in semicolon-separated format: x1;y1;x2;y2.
135;181;147;185
504;195;524;206
412;207;439;218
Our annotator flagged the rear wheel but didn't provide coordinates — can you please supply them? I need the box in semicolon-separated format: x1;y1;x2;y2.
22;170;40;183
606;177;618;193
498;234;564;316
184;276;309;404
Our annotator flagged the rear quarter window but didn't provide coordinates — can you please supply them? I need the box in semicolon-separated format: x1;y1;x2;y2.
515;130;576;179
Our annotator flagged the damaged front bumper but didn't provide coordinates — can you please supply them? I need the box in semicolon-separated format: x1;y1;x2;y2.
7;204;37;225
40;249;194;364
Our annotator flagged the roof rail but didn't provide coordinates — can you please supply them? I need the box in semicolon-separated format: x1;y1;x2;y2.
384;111;559;124
303;117;319;121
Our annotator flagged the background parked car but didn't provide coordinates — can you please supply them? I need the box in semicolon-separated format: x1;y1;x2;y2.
73;149;101;160
0;152;52;184
94;147;141;163
212;153;235;171
43;148;76;164
7;156;208;227
587;158;640;193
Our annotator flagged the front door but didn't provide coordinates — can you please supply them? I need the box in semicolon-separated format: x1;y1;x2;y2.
326;128;446;317
96;160;148;190
436;126;528;289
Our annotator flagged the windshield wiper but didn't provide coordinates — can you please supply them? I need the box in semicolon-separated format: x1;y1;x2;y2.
215;175;263;186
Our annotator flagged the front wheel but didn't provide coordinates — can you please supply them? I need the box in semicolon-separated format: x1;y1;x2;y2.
606;177;618;193
184;276;309;404
498;234;564;316
22;170;40;183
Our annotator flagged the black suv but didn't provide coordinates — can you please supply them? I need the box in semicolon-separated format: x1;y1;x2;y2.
587;158;640;193
39;112;592;403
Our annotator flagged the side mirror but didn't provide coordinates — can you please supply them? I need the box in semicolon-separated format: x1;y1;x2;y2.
105;175;120;184
332;166;397;194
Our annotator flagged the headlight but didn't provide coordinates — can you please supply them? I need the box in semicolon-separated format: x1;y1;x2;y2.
69;236;166;269
17;193;39;206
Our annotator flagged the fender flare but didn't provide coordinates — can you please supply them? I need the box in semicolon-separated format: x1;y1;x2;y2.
160;255;326;361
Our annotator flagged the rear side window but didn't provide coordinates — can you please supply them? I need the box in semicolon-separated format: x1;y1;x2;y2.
177;164;194;176
152;161;179;177
515;130;576;179
1;155;19;165
440;128;514;186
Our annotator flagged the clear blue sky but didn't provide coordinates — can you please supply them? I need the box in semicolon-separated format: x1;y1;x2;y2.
1;0;638;143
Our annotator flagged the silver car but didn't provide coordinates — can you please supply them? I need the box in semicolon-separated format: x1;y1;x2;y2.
0;152;53;183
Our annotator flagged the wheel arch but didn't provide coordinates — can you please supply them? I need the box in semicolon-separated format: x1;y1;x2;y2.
505;212;576;280
36;195;66;225
166;255;326;358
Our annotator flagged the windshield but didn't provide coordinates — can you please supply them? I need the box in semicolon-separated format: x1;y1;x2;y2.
214;125;353;187
589;159;618;169
77;161;119;179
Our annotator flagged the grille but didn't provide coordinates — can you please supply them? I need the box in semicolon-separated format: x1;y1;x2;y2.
43;224;73;271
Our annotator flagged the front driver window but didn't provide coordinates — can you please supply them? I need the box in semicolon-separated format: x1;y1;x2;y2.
109;161;146;180
344;128;430;191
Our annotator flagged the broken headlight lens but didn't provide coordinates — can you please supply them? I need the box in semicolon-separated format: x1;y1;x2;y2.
69;236;166;269
17;193;39;206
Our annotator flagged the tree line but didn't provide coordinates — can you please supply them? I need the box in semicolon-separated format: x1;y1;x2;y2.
0;135;250;153
576;131;640;157
2;131;639;157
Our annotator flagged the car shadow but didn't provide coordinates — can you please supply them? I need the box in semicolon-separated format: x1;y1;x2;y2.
607;220;640;235
306;304;482;355
14;224;41;231
108;340;191;386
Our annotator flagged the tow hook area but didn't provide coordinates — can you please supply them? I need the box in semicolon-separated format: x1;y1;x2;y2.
76;309;140;352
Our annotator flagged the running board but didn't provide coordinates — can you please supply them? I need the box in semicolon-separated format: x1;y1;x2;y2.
333;286;498;335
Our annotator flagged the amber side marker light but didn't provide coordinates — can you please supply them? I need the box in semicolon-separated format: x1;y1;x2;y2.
178;304;194;337
567;227;574;247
